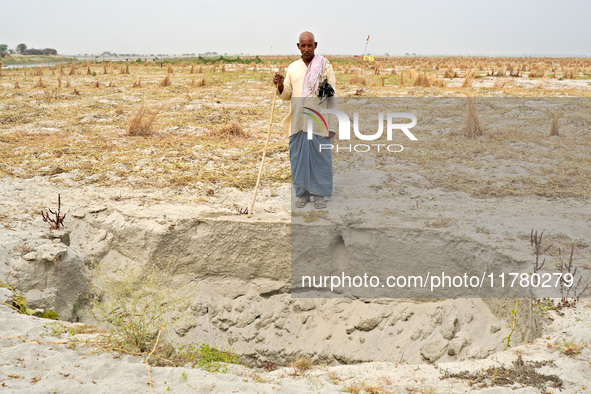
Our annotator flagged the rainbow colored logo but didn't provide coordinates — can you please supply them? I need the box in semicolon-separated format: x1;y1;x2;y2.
303;107;328;131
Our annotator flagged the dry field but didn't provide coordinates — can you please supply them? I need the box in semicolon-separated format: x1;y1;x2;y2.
1;56;590;199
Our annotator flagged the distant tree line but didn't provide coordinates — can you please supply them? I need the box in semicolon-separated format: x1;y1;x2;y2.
23;48;58;55
0;43;58;58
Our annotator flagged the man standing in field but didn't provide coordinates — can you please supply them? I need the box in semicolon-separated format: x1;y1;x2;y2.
273;31;337;209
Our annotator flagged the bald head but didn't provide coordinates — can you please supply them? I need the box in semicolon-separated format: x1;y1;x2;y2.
299;31;315;43
297;31;317;65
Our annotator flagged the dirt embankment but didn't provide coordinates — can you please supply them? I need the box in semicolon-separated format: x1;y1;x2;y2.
1;54;76;66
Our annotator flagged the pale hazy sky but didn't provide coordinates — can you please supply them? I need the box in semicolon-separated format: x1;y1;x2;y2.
2;0;590;56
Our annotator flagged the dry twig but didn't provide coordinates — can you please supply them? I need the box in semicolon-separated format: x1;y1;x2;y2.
146;327;163;394
41;194;66;230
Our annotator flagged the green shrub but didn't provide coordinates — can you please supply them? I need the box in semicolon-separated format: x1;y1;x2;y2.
91;260;184;353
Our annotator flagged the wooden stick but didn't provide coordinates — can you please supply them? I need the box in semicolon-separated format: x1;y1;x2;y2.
247;89;277;218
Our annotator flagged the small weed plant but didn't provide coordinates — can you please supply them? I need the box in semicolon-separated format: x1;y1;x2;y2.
177;344;238;371
90;259;237;370
91;259;183;353
0;279;58;319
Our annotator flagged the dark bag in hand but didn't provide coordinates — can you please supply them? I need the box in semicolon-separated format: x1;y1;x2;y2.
318;79;335;103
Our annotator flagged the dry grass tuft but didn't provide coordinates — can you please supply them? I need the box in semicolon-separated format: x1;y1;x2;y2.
348;75;366;85
127;104;162;136
549;113;559;136
159;75;171;87
461;95;482;138
87;65;92;75
167;64;173;74
462;70;474;88
290;356;313;375
190;77;205;87
38;89;58;103
528;69;546;78
34;77;46;88
91;80;100;88
413;72;431;87
494;78;509;89
431;77;446;87
346;382;387;394
13;80;20;89
208;122;248;139
132;78;142;88
189;64;195;74
557;341;583;356
399;70;405;85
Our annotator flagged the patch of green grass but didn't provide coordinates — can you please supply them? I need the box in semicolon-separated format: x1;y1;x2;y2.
476;226;491;234
45;322;70;337
532;299;558;313
178;344;238;371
